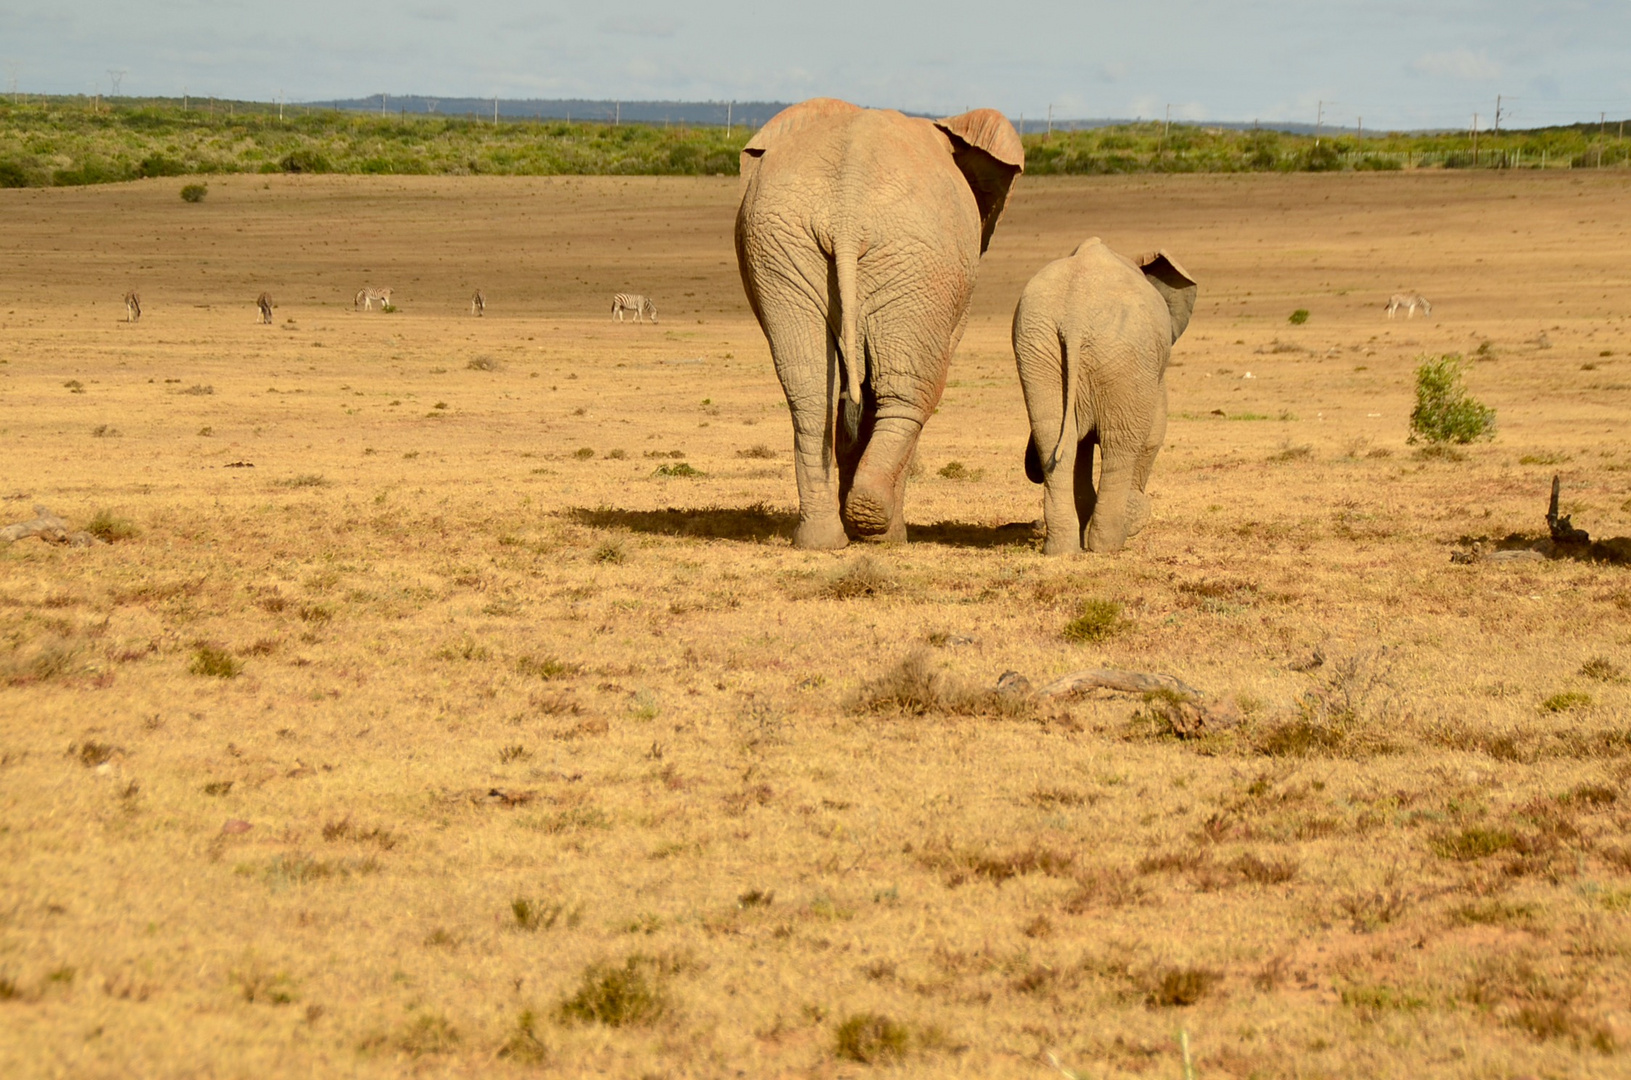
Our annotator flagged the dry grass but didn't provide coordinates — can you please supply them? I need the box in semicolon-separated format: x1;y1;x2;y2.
0;172;1628;1078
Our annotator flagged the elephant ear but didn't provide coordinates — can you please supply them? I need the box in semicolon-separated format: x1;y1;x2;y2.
740;98;861;190
1137;250;1198;343
934;110;1024;254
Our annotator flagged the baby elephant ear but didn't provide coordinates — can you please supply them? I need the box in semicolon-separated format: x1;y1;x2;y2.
934;110;1024;254
740;98;861;189
1137;250;1198;343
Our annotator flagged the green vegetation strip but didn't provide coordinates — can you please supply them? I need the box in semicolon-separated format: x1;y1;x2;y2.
2;97;1628;187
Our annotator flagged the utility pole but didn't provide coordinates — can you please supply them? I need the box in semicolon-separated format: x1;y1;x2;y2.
1046;103;1052;140
1357;115;1362;141
182;85;188;110
1161;103;1171;154
1494;94;1502;134
615;101;620;126
494;96;499;123
1599;111;1607;166
381;93;387;115
726;100;732;137
1471;113;1479;165
278;91;284;121
107;68;125;97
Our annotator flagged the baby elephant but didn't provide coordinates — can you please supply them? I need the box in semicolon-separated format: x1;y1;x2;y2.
1014;238;1197;554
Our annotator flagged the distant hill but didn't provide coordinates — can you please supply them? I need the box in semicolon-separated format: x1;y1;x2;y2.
316;98;1472;138
318;96;789;130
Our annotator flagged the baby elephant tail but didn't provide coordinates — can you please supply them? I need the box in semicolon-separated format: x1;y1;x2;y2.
1046;330;1077;473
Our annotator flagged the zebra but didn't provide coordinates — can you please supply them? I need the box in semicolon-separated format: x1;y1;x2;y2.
471;289;485;316
123;291;141;323
1386;292;1431;319
354;286;393;311
257;292;274;324
611;293;657;323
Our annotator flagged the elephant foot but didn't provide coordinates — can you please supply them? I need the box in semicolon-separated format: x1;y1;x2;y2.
1125;491;1153;538
841;486;895;537
1084;529;1127;554
1042;534;1083;556
794;517;849;550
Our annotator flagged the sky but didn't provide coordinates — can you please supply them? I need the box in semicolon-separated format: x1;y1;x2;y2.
5;1;1630;130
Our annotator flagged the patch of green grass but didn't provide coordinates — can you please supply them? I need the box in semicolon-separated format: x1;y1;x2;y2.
277;473;328;488
834;1012;910;1064
84;508;137;542
1062;599;1129;644
180;183;207;203
652;461;704;477
593;539;626;563
188;643;241;679
937;460;984;480
1540;690;1592;713
1519;452;1572;465
1287;309;1309;325
1431;826;1519;861
516;655;581;680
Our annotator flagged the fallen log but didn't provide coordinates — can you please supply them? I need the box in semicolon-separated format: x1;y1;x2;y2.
996;666;1240;737
1034;668;1204;700
0;505;106;548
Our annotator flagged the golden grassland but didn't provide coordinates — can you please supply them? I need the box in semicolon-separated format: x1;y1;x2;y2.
1;170;1630;1079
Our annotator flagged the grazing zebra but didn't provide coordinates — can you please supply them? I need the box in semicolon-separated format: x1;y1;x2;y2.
123;291;141;323
1386;292;1431;319
257;292;274;324
611;293;658;323
471;289;485;316
354;286;393;311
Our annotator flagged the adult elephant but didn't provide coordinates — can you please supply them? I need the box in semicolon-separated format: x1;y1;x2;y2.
735;98;1024;549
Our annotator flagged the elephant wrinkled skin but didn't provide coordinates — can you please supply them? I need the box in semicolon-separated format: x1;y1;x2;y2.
1014;238;1198;555
735;99;1023;549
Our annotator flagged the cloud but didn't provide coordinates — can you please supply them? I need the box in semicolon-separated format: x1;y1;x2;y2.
1410;49;1501;81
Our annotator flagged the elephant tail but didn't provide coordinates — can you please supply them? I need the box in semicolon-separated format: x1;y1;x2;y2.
1047;328;1077;472
834;240;864;405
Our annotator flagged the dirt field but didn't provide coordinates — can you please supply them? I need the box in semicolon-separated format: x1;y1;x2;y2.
2;170;1629;1079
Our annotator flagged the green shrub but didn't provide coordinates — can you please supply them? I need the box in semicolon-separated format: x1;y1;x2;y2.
1287;309;1309;325
1062;599;1128;644
84;509;137;542
0;158;31;188
189;643;241;678
556;955;672;1027
1540;690;1592;713
180;183;208;203
1409;355;1495;444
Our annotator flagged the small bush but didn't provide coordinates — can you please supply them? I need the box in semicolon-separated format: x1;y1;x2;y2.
556;955;672;1027
178;384;214;395
516;655;581;680
189;643;241;679
395;1013;459;1055
1062;599;1128;643
498;1009;549;1063
180;183;208;203
822;555;895;599
1146;966;1221;1007
593;539;626;564
653;462;704;477
573;447;595;459
511;897;564;931
1580;657;1626;683
834;1012;910;1064
1432;827;1518;861
1287;309;1310;325
85;509;137;542
1409;354;1496;444
937;460;984;480
736;444;776;459
465;356;498;371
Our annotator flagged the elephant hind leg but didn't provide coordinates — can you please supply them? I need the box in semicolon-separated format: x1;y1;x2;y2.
1124;383;1168;540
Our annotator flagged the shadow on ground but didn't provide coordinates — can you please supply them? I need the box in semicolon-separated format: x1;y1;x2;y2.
566;505;1041;549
